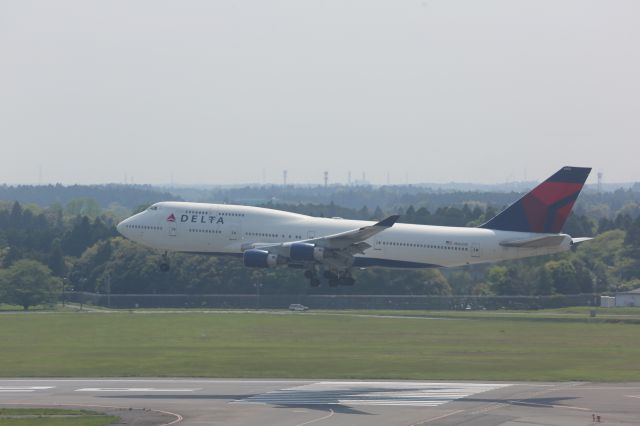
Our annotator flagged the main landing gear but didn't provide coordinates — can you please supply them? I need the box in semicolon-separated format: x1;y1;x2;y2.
324;270;355;287
304;269;355;287
159;252;171;272
304;269;321;287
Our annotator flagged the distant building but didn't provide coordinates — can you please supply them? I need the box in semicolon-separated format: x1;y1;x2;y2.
615;288;640;307
601;295;615;308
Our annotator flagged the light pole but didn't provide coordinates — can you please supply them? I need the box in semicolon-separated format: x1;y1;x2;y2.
254;282;263;310
79;277;87;311
105;273;111;308
62;277;68;307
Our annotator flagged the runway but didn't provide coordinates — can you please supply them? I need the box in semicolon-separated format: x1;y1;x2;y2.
0;378;639;425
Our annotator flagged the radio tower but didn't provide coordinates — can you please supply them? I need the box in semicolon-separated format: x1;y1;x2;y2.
324;171;328;188
597;172;603;194
283;170;287;187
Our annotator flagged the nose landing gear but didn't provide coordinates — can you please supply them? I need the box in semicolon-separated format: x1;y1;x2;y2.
159;252;171;272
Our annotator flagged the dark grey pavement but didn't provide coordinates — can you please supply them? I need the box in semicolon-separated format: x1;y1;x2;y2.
0;379;638;425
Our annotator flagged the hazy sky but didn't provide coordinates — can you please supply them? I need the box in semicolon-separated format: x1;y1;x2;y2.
1;1;639;185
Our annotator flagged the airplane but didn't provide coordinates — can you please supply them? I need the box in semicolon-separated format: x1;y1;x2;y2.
117;166;592;287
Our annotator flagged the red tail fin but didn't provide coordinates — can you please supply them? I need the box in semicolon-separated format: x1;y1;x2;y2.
480;166;591;233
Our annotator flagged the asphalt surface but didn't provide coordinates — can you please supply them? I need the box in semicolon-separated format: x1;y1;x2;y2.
0;378;638;425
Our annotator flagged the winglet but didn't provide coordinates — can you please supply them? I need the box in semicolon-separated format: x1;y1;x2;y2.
374;215;400;228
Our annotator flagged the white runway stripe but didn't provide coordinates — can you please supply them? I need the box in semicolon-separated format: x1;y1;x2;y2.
235;381;511;407
0;386;54;393
75;388;199;392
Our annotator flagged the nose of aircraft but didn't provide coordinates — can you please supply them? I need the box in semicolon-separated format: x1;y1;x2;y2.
116;219;128;236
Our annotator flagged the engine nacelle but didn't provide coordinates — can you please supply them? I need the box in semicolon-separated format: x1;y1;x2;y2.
243;249;279;268
289;243;325;262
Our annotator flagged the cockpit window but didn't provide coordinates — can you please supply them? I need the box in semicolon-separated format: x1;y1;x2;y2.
148;205;159;211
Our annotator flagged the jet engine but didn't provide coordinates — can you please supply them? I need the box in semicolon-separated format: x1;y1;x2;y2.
289;243;325;262
243;249;279;268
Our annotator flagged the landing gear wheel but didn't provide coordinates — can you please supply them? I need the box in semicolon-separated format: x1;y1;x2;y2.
305;269;321;287
159;252;171;272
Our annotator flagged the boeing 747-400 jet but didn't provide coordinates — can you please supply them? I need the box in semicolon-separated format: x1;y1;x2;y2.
117;166;591;287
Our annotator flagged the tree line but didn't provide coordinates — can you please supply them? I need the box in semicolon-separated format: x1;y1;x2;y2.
0;186;639;308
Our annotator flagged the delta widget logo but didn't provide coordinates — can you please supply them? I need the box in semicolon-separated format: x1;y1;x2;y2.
167;213;176;222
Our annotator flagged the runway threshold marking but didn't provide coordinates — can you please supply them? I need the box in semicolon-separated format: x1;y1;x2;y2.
0;386;54;392
75;388;200;392
624;395;640;399
234;381;511;407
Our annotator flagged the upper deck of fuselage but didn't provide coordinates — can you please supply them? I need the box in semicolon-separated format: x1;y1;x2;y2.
153;201;308;221
150;201;502;240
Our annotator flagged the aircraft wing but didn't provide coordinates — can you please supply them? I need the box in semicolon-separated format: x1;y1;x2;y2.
242;215;400;256
304;215;400;249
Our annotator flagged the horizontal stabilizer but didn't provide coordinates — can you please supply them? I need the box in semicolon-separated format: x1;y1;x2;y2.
571;237;593;245
500;235;568;248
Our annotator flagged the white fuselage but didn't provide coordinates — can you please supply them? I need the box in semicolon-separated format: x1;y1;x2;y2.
117;201;572;269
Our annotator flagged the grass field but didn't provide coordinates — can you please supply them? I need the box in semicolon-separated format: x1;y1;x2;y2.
315;307;640;323
0;408;117;426
1;310;639;381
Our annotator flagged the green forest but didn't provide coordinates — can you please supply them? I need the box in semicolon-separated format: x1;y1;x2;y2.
1;183;640;308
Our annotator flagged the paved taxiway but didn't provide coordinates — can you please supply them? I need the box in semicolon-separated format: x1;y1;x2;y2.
0;378;639;425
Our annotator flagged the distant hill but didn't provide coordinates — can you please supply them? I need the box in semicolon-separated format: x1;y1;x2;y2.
0;184;181;209
155;183;640;215
1;182;638;219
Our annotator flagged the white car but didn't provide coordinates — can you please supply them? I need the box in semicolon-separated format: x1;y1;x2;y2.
288;304;309;312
